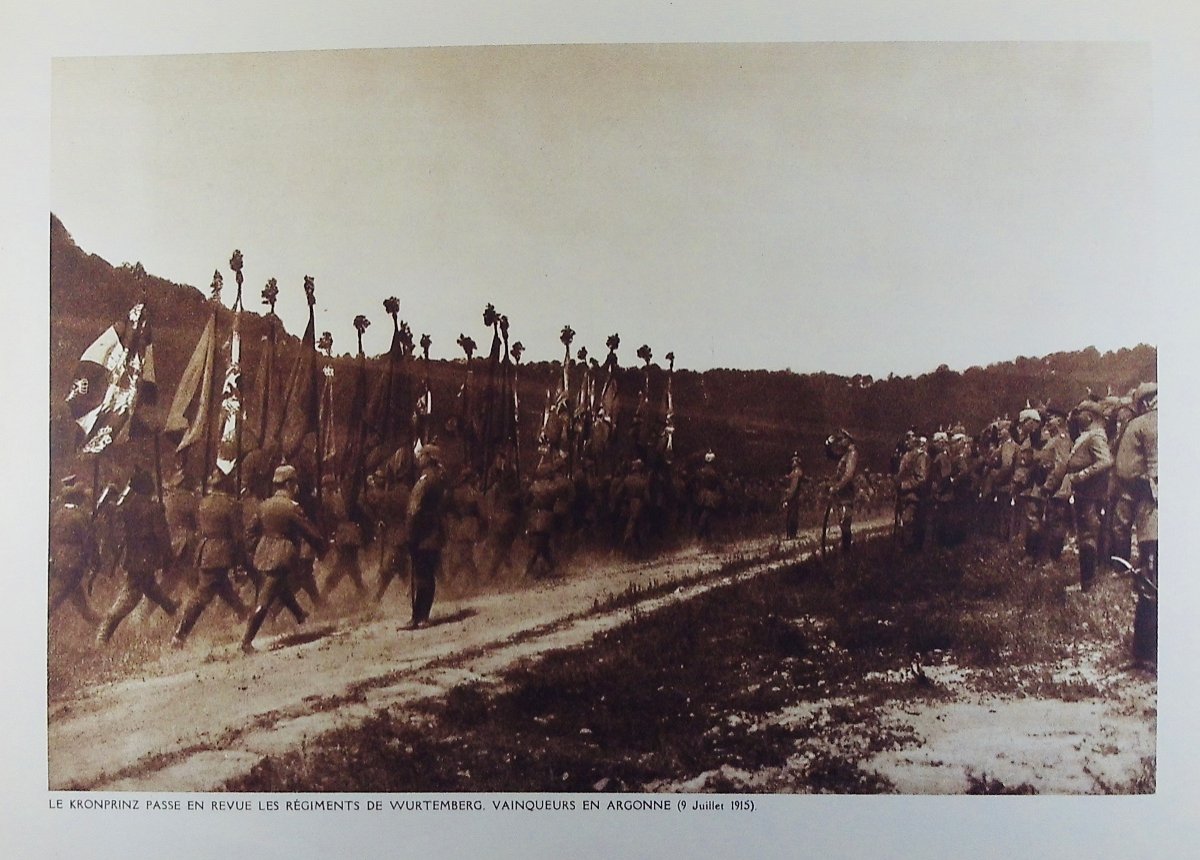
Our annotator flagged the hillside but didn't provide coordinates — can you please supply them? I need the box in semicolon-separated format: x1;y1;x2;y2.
49;214;1156;482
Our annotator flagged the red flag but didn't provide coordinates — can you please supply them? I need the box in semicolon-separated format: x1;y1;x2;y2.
66;301;157;454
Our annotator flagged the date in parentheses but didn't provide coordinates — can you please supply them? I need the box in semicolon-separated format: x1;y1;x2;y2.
730;799;755;812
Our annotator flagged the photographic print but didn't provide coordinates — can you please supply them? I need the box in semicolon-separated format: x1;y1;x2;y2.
48;40;1158;800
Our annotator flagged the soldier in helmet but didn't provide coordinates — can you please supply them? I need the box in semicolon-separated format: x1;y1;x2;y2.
1011;406;1046;556
240;464;326;653
171;469;251;646
824;429;859;553
617;458;652;555
96;467;179;646
160;466;200;603
49;475;101;623
406;443;448;628
1035;408;1074;562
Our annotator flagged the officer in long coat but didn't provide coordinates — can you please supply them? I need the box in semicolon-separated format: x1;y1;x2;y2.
240;465;326;653
49;476;101;623
406;444;447;628
96;468;179;645
171;470;250;646
363;468;410;603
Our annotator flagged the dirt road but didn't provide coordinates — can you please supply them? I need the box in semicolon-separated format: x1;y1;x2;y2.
51;522;867;791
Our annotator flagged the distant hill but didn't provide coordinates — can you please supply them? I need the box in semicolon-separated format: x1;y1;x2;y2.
50;214;1156;483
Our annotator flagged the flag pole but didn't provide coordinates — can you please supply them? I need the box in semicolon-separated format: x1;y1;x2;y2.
230;250;245;495
201;270;223;494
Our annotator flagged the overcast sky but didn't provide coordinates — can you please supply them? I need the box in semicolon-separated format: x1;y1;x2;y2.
51;42;1153;376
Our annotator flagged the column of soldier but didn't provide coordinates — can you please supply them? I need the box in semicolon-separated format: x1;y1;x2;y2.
50;272;761;656
889;384;1158;667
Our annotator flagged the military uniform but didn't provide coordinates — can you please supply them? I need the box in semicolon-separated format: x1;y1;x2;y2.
782;458;804;540
49;484;100;622
524;463;564;579
618;461;651;554
241;467;326;652
172;482;250;644
895;438;930;551
406;451;447;626
1035;420;1073;562
1045;404;1113;590
321;481;367;599
826;432;859;552
364;473;410;602
96;472;179;645
1111;385;1158;664
694;454;723;542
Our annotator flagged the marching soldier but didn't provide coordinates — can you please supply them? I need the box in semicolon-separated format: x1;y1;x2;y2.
160;468;200;601
482;456;523;579
320;474;368;600
240;465;326;653
49;476;101;623
524;460;563;579
444;470;485;582
1045;401;1113;591
171;469;250;646
363;467;411;604
96;467;180;645
782;454;804;540
617;459;651;554
824;429;859;553
406;444;448;628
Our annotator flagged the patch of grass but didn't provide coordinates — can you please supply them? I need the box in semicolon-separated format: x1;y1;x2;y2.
965;771;1039;795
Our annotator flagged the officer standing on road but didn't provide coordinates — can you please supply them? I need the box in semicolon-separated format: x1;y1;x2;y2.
171;469;250;646
96;467;179;645
406;444;448;628
894;431;929;551
240;465;326;653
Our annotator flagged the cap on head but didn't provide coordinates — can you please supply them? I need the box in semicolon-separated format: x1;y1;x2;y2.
1133;382;1158;405
704;450;716;463
1018;408;1041;424
273;464;298;486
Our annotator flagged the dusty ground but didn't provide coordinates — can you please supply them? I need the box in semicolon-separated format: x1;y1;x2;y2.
47;519;1154;794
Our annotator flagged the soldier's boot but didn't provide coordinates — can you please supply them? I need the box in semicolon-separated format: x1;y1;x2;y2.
841;526;852;554
241;605;270;653
1131;541;1158;665
1024;527;1042;562
1079;545;1097;592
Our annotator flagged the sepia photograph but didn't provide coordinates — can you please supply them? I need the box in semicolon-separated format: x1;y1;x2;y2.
48;39;1159;795
8;1;1200;858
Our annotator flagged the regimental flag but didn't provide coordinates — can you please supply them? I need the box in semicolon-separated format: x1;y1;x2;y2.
215;320;243;475
164;313;218;454
318;359;337;469
278;310;319;458
248;317;280;454
66;301;158;454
